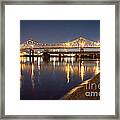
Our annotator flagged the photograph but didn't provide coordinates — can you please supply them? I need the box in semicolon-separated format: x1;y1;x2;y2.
20;20;100;100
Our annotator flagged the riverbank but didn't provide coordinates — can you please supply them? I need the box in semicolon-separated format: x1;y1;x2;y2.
62;73;100;100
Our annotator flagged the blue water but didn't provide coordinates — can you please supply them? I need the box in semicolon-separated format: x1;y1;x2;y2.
20;57;100;100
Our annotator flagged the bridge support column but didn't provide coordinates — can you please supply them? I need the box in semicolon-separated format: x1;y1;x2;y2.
42;52;50;62
29;49;34;64
59;54;61;62
29;49;32;64
32;50;34;63
36;56;38;65
75;54;79;61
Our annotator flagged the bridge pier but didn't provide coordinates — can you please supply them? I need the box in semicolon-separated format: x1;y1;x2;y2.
80;53;84;59
59;54;61;62
42;52;50;62
75;54;79;61
32;50;34;63
37;56;38;65
29;49;34;64
29;49;32;64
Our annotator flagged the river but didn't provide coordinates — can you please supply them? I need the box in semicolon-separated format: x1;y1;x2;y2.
20;57;100;100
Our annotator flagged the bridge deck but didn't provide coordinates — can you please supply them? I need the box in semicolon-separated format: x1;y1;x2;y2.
20;51;100;57
20;46;100;50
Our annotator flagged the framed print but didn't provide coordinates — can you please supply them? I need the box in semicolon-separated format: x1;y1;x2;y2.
0;0;119;119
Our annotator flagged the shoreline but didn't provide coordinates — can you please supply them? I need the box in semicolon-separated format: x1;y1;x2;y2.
62;73;100;100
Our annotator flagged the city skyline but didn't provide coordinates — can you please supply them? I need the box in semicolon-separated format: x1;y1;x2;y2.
20;20;100;43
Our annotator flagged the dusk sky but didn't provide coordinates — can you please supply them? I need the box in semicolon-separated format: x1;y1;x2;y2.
20;20;100;43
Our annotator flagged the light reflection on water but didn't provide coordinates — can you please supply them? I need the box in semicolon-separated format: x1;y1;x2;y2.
20;57;100;100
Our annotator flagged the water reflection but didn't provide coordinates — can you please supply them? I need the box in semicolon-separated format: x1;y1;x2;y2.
95;59;100;74
80;61;85;81
66;64;70;83
20;57;100;100
31;63;35;88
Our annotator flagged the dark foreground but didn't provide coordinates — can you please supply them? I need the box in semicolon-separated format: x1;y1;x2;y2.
62;73;100;100
20;58;100;100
